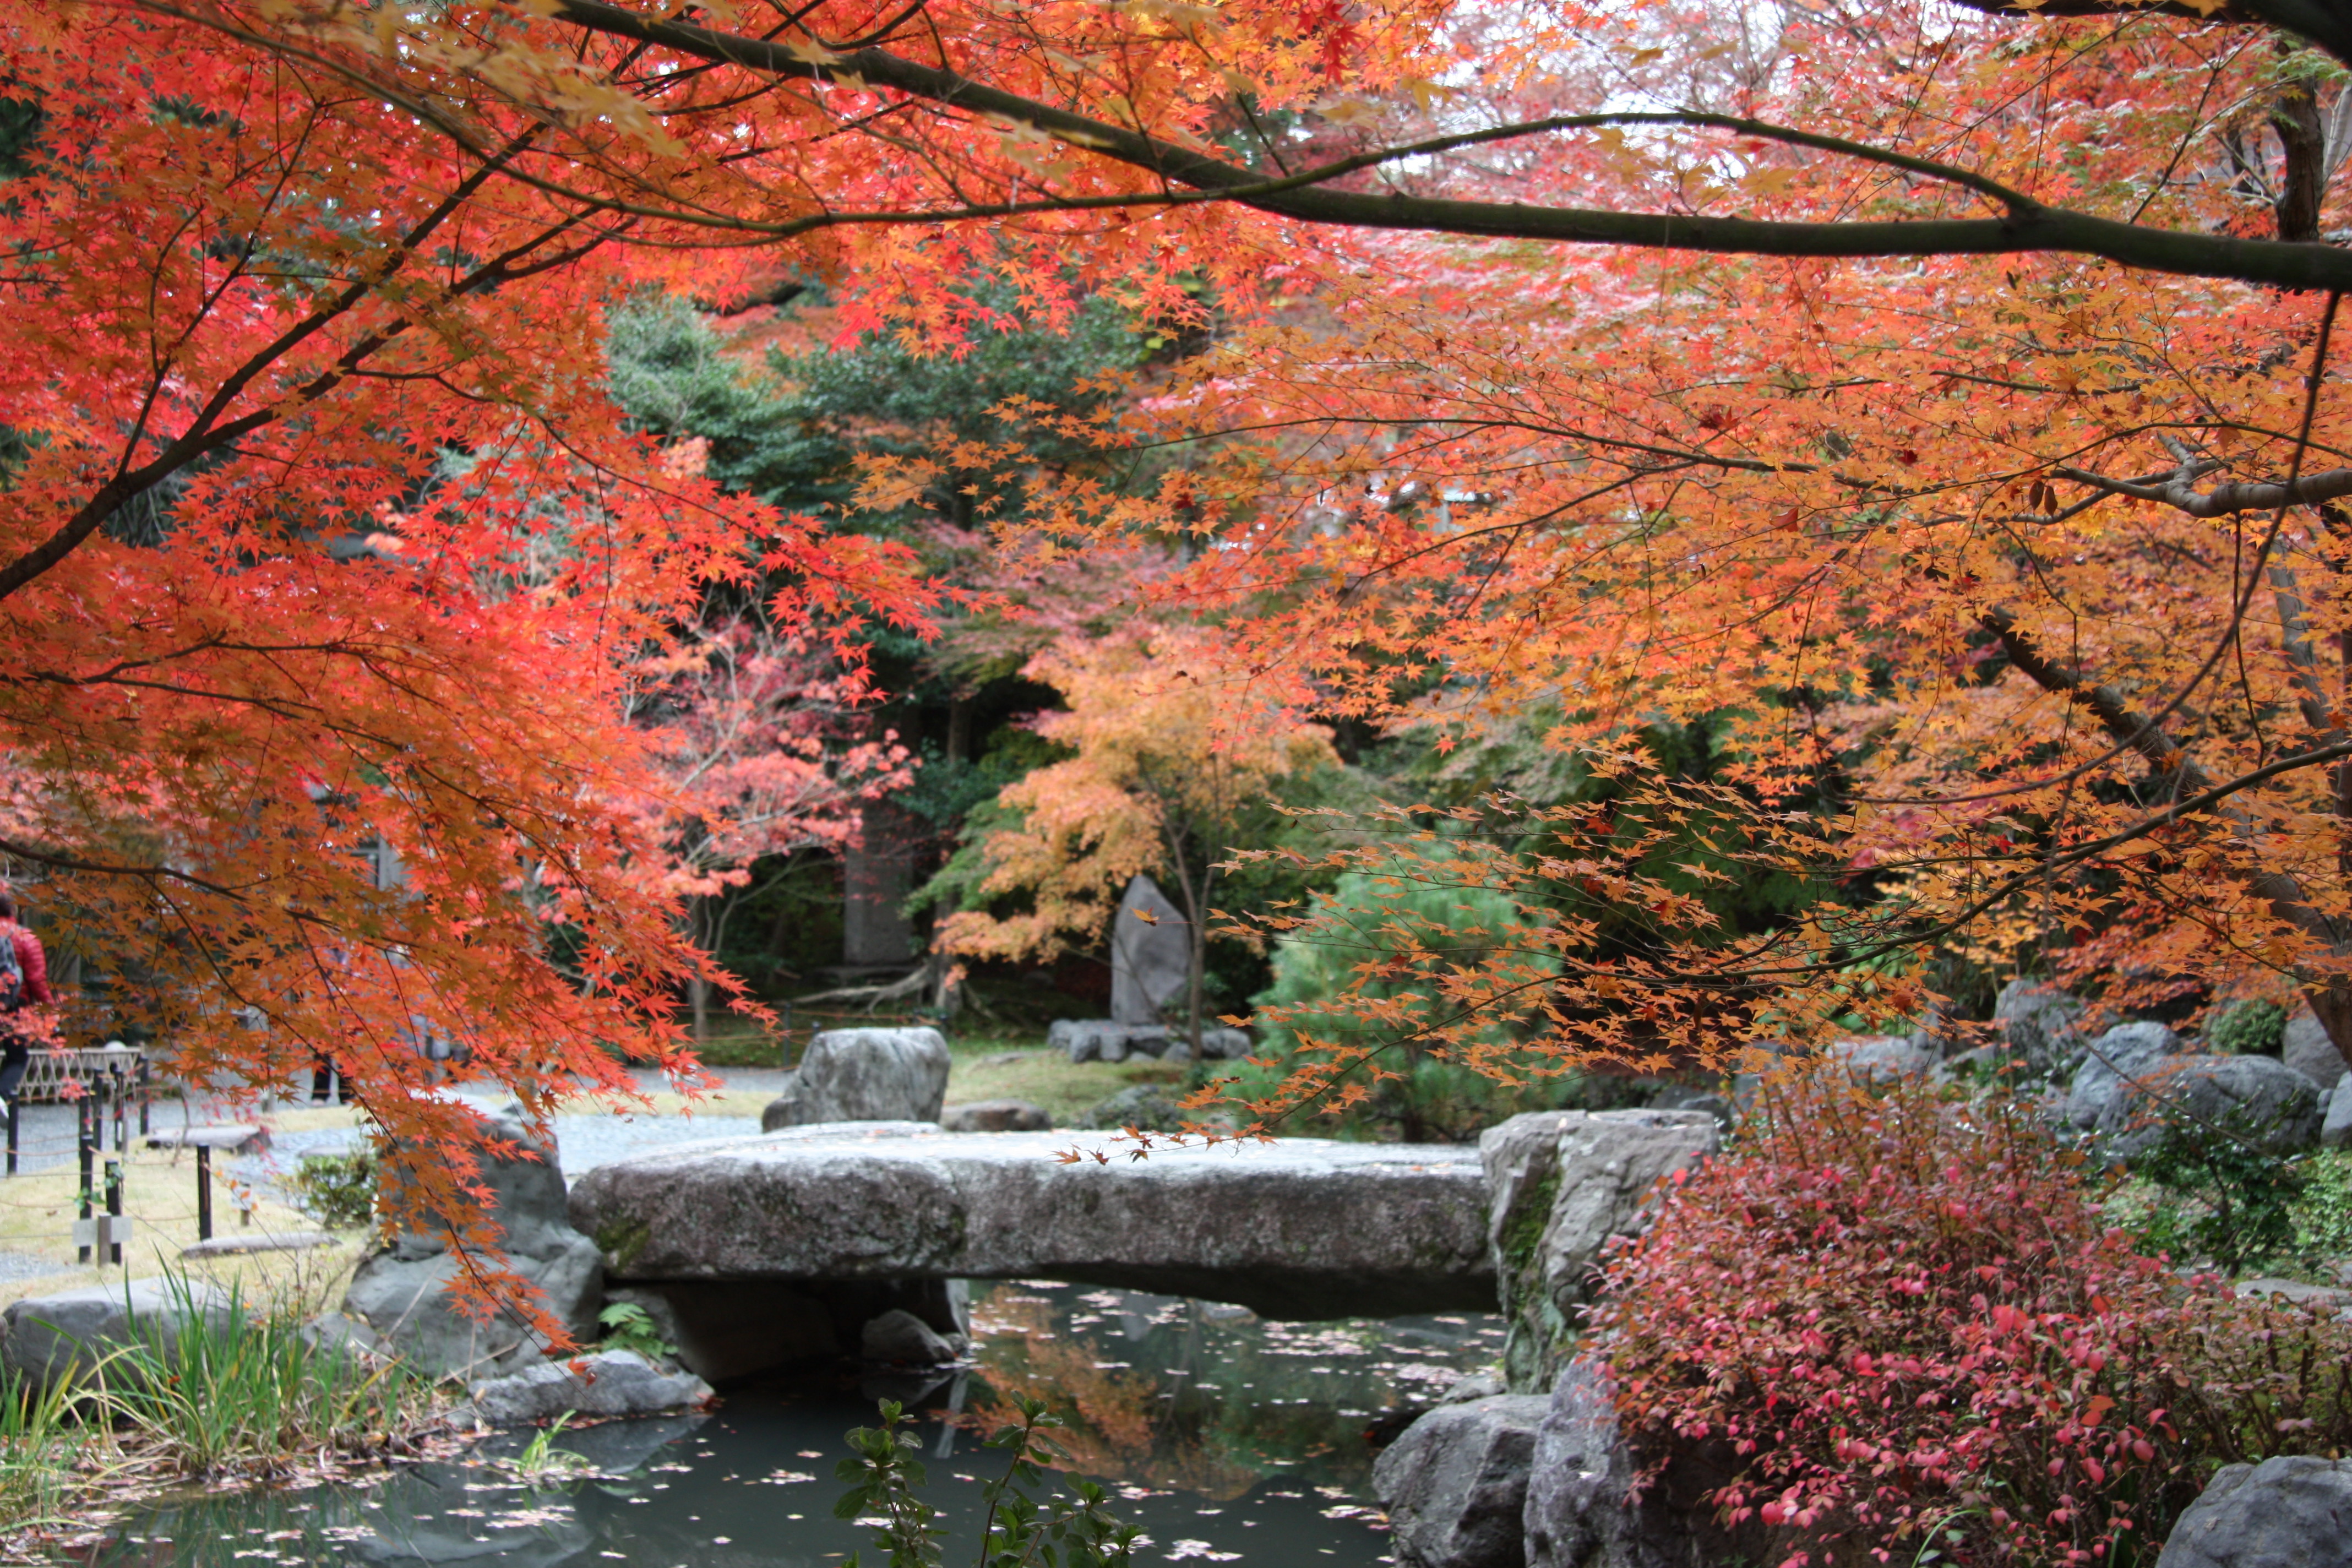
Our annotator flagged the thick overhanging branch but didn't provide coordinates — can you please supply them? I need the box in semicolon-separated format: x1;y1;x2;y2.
1978;608;2209;788
0;835;247;899
1945;0;2352;67
534;0;2352;293
2056;460;2352;515
1979;607;2350;953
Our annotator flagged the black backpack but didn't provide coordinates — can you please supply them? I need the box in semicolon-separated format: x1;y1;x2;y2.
0;927;23;1015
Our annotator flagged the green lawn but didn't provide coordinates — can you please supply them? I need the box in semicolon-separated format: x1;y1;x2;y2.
939;1041;1186;1128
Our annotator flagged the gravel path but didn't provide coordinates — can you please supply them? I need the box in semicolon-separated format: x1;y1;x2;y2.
229;1108;766;1204
0;1070;784;1209
0;1249;63;1282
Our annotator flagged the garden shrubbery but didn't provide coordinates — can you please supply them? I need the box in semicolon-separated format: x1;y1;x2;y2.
1590;1072;2352;1567
1237;857;1567;1141
286;1150;378;1231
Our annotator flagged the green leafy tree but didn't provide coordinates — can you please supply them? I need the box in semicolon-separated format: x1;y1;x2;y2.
1241;853;1566;1141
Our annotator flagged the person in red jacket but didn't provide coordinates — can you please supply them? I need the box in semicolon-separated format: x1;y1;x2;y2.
0;888;53;1103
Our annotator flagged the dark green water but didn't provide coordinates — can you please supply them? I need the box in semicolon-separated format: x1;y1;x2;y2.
73;1281;1506;1566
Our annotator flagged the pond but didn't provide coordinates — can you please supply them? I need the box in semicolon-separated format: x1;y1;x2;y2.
72;1279;1507;1567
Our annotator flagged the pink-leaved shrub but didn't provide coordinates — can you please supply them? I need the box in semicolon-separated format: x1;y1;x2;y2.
1588;1072;2352;1566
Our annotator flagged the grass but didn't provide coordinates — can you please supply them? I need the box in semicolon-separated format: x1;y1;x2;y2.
652;1021;1192;1128
0;1264;453;1542
95;1269;432;1478
0;1135;362;1319
938;1041;1186;1128
0;1366;90;1534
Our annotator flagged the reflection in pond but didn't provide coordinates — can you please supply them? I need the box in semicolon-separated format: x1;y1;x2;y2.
76;1281;1506;1566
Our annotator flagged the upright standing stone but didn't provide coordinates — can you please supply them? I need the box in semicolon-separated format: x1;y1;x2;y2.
1109;874;1190;1027
2284;1005;2346;1092
1992;979;2087;1074
1374;1395;1550;1568
1522;1360;1737;1568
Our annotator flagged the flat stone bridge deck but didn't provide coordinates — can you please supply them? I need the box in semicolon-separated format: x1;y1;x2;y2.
567;1120;1491;1320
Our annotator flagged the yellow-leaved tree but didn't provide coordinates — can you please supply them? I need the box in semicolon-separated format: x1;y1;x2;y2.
936;629;1334;1058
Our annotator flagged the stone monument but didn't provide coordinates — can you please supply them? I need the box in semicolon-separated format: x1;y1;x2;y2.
1049;873;1251;1061
1110;874;1189;1024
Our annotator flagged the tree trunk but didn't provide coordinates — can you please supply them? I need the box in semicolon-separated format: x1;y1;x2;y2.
2272;61;2326;244
687;894;712;1044
1161;832;1209;1064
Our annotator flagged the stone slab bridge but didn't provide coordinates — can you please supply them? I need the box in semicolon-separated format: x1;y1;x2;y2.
567;1120;1493;1325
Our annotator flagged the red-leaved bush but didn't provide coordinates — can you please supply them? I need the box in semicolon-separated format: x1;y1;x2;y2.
1588;1072;2352;1567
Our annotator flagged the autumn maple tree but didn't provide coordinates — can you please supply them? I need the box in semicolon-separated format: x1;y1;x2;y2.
9;0;2352;1323
935;627;1333;1057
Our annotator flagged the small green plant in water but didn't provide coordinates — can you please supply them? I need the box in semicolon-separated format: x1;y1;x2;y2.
510;1413;588;1481
285;1149;378;1230
837;1396;1137;1567
597;1301;674;1362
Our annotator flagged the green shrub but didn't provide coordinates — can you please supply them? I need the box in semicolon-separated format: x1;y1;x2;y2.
2207;999;2288;1056
2291;1148;2352;1265
2132;1107;2310;1273
285;1149;377;1230
597;1302;677;1363
1239;857;1566;1141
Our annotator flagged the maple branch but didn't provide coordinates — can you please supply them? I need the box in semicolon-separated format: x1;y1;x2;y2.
538;0;2352;293
0;217;603;603
0;835;248;899
2056;462;2352;515
1981;607;2349;949
1985;612;2210;783
1944;0;2352;68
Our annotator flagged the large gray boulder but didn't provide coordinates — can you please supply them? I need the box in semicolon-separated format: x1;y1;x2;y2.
2284;1006;2346;1092
1995;979;2088;1074
467;1348;710;1425
2064;1022;2184;1133
2156;1455;2352;1568
1523;1361;1727;1568
341;1117;605;1381
2068;1027;2322;1156
1110;874;1190;1026
570;1121;1490;1320
1823;1035;1934;1082
762;1027;950;1130
1373;1395;1550;1568
1482;1110;1719;1392
2;1277;243;1392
